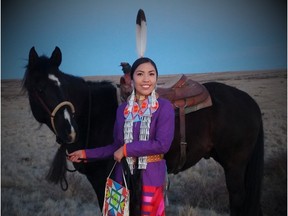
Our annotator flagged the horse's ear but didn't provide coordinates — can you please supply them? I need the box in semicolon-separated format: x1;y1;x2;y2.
29;46;39;66
50;46;62;67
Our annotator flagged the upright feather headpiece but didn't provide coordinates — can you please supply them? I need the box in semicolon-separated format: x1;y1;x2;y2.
136;9;147;57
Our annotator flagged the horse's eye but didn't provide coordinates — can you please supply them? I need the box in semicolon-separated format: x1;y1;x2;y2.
36;87;44;94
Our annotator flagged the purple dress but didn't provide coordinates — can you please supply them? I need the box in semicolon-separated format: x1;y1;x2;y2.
85;97;175;186
86;97;175;215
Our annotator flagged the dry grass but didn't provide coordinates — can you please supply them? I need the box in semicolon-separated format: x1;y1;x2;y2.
1;69;286;216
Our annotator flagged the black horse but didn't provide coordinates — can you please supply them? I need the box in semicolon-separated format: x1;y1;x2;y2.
22;47;263;216
22;46;119;210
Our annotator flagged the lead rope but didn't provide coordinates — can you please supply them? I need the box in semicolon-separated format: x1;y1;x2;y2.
66;84;92;163
60;85;92;191
85;84;92;150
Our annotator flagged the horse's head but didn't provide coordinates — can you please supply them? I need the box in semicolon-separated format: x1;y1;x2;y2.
22;47;78;144
119;62;133;102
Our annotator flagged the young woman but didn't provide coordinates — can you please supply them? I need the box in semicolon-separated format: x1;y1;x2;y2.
68;57;175;216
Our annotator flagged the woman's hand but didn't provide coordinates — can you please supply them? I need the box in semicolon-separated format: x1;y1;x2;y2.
67;150;84;163
114;147;124;162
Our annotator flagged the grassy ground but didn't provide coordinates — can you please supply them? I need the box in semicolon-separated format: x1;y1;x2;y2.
1;70;286;215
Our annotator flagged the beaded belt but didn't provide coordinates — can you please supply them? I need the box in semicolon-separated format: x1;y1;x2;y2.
147;154;164;163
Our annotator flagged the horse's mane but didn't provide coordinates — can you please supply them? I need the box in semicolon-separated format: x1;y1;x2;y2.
86;80;115;90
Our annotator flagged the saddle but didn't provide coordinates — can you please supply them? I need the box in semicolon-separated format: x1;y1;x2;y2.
157;75;212;170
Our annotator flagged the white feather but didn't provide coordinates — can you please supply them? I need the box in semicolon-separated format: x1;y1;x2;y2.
136;10;147;57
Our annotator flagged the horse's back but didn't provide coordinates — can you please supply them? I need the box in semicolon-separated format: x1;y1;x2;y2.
204;82;260;112
204;82;262;128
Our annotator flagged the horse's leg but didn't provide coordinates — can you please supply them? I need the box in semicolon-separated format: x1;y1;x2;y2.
224;158;263;216
224;165;247;216
84;160;115;211
225;124;264;216
86;173;106;211
241;123;264;216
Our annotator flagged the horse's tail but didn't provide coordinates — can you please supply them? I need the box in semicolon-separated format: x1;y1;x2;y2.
46;144;68;190
244;119;264;215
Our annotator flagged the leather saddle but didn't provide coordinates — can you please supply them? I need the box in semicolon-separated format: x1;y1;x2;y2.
156;74;213;171
157;74;212;112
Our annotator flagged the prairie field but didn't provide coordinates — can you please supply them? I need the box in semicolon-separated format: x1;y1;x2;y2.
1;69;287;215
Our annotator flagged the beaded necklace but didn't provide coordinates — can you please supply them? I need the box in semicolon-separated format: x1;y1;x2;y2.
123;89;159;174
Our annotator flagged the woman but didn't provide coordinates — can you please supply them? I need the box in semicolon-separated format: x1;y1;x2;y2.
68;57;175;216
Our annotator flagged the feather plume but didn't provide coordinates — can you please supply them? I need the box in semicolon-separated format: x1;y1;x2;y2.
136;9;147;57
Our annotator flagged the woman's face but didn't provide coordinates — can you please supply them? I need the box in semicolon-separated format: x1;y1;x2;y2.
133;62;157;97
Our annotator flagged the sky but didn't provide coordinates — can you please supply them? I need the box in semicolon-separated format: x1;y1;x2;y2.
1;0;287;79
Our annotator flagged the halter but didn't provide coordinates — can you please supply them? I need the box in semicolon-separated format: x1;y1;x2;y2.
51;101;75;135
33;92;75;136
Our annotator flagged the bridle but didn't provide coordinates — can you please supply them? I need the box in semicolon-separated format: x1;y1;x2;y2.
33;91;75;136
32;91;78;190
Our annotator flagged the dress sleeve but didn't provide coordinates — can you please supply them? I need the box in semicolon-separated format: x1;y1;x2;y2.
125;99;175;157
85;104;125;159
